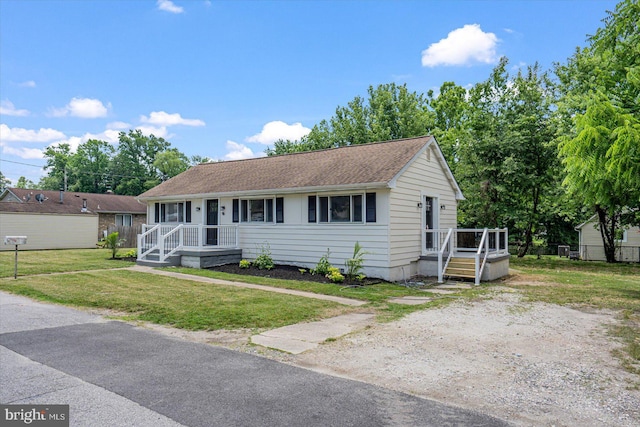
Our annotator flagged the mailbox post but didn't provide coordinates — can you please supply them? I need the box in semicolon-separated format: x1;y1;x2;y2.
4;236;27;279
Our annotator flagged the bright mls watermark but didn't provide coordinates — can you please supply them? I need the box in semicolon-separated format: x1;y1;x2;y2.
1;405;69;426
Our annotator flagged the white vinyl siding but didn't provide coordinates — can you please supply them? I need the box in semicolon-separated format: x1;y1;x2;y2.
0;212;99;251
389;145;459;268
579;220;640;262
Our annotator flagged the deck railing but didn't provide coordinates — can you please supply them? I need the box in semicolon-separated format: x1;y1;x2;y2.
427;228;509;284
137;224;239;263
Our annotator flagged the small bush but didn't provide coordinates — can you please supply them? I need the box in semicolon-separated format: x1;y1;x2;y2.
345;241;370;280
121;248;137;258
97;232;125;259
254;243;274;270
239;259;251;269
311;249;332;275
326;267;344;283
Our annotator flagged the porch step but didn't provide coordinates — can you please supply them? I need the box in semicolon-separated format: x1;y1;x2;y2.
445;257;476;279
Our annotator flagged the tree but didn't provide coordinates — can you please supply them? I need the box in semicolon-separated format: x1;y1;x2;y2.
68;139;114;193
154;149;190;181
110;129;170;195
15;176;36;189
41;143;72;190
555;0;640;262
454;58;561;256
0;171;12;189
266;83;432;155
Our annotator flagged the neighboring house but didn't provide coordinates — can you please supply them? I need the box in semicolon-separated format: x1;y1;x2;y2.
0;188;146;251
137;136;509;283
576;215;640;262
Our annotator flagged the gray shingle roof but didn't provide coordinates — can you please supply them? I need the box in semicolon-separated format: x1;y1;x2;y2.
139;136;440;199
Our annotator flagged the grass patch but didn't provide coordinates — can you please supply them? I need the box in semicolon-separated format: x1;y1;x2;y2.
0;270;345;330
167;266;442;303
508;255;640;376
0;248;135;278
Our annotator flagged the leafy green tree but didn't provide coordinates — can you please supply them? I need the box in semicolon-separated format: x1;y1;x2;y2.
110;130;170;195
267;83;432;155
154;148;190;181
456;59;562;256
68;139;114;193
0;171;12;189
41;143;72;190
15;176;36;189
555;0;640;262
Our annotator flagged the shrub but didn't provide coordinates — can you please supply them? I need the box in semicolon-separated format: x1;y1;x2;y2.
239;259;251;269
311;249;332;275
253;243;274;270
326;267;344;283
97;232;125;259
121;248;138;259
345;241;370;281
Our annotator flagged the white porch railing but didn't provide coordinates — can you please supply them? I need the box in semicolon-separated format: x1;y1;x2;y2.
137;224;239;263
426;228;509;284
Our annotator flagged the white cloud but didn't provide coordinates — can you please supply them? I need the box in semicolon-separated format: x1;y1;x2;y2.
421;24;499;67
48;97;110;118
140;111;205;127
224;141;259;161
134;125;170;139
246;121;311;145
0;100;30;117
18;80;36;88
1;145;45;159
0;124;66;142
157;0;184;14
106;121;131;130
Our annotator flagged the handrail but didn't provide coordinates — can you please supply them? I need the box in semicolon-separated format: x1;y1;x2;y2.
437;228;453;283
475;228;489;285
161;224;184;262
137;223;161;260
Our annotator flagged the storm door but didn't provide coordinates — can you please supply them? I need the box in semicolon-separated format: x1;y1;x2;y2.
206;199;219;246
424;196;434;250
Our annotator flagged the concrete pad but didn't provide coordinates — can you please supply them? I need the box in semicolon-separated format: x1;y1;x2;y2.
388;296;434;305
423;288;458;295
251;313;374;354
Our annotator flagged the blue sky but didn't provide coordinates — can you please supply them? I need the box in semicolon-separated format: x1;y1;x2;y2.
1;0;617;185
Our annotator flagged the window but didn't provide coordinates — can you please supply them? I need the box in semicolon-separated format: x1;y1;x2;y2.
615;229;628;243
115;214;132;227
155;202;191;223
308;193;376;223
233;197;284;223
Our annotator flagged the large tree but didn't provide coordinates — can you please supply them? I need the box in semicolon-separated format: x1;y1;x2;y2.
454;58;561;256
40;143;72;190
267;83;433;155
68;139;115;193
0;171;11;189
110;129;171;195
555;0;640;262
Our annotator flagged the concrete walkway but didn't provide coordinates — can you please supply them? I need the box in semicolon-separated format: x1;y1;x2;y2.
128;265;366;307
251;313;375;354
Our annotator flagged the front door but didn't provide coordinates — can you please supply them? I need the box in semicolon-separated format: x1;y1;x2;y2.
425;196;434;250
206;199;219;246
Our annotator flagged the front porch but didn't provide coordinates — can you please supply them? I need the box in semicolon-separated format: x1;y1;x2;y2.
421;228;510;285
137;224;241;267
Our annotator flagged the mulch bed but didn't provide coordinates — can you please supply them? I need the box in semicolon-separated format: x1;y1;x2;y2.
209;263;387;286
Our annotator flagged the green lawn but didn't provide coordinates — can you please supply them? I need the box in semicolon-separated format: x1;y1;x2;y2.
0;269;346;330
0;248;135;278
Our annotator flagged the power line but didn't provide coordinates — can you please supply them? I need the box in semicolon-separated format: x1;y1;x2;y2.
0;158;151;180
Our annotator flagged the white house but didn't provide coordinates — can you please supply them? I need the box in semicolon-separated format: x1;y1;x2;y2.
136;136;509;283
576;215;640;262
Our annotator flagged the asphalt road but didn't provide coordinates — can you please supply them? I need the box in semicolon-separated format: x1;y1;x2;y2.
0;291;511;427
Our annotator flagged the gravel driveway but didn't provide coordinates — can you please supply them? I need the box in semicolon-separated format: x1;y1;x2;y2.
290;290;640;427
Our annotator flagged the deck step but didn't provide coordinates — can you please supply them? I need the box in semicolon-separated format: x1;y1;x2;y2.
445;257;476;279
